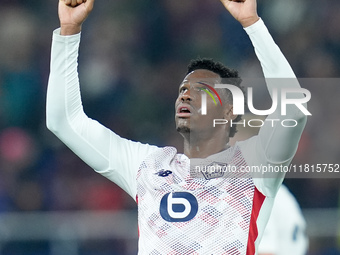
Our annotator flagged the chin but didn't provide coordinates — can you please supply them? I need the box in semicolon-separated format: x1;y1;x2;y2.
176;125;190;134
175;118;190;133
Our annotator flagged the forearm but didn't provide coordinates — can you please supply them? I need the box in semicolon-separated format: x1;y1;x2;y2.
245;19;308;119
46;29;82;135
244;18;295;79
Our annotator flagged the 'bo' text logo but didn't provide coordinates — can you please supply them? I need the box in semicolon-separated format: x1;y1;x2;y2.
160;192;198;222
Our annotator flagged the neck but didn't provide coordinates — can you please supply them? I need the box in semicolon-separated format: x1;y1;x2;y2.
182;130;230;158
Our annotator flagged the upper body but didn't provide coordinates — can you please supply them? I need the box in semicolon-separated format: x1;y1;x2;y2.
258;185;309;255
46;0;308;254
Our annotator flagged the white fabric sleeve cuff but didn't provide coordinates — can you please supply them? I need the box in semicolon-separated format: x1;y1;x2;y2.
243;18;265;35
52;28;81;42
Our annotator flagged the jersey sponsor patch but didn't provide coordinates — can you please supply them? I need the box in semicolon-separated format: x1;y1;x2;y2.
160;192;198;222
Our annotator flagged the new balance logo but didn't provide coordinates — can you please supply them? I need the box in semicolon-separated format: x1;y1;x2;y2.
156;169;173;177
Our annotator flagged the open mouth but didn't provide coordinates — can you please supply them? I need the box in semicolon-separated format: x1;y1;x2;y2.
176;105;192;117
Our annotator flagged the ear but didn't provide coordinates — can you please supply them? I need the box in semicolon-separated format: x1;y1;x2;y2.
224;104;238;121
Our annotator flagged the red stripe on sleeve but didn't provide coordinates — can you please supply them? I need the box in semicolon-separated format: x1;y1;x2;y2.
136;195;140;237
246;187;266;255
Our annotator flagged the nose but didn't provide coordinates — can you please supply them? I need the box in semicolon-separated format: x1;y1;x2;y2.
180;90;192;102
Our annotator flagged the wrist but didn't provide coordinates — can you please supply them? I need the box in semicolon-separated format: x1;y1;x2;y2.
60;24;82;35
240;16;260;28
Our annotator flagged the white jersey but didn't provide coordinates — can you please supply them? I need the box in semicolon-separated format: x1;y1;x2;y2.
258;185;308;255
46;19;307;255
136;143;267;254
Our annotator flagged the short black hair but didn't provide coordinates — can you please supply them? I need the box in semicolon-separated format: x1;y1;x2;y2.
187;58;239;79
186;58;244;138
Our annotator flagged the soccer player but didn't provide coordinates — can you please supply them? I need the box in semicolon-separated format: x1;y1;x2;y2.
258;185;309;255
46;0;308;254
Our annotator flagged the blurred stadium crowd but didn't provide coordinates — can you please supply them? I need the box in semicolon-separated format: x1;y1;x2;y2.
0;0;340;254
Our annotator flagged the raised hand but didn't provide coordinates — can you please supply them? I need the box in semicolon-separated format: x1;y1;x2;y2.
59;0;95;35
220;0;259;28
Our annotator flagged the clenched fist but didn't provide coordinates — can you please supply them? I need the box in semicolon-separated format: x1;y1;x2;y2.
59;0;95;35
64;0;87;7
220;0;259;28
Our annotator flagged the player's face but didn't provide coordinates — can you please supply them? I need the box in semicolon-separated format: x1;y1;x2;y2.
175;69;230;136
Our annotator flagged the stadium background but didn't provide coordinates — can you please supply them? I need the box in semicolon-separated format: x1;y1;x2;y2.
0;0;339;254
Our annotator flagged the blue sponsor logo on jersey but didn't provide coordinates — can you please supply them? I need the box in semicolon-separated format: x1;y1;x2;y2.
160;192;198;222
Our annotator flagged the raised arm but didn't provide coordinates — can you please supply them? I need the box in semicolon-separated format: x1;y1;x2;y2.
46;0;158;198
244;19;307;162
220;0;308;194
